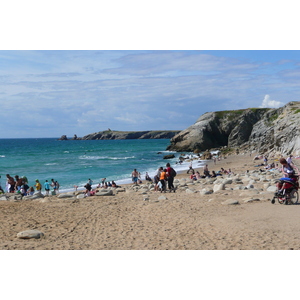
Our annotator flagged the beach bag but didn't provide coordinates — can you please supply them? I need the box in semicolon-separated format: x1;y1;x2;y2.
170;168;177;177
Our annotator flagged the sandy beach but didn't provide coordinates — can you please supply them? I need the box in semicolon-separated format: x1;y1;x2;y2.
1;152;300;250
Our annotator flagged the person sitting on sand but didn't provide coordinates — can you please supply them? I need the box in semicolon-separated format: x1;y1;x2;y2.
211;170;217;178
195;171;201;180
145;172;152;182
203;165;210;177
111;181;120;188
28;186;35;195
20;185;27;196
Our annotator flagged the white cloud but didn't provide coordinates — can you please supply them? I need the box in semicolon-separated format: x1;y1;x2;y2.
259;95;284;108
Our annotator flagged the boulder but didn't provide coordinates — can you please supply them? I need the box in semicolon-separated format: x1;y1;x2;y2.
17;230;44;239
163;154;175;159
96;190;114;196
58;193;74;199
222;199;240;205
213;183;225;193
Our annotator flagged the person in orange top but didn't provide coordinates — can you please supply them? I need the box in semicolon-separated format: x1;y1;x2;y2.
159;168;167;193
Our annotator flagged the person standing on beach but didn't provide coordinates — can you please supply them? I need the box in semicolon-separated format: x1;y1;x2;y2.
55;180;60;193
35;179;42;193
131;169;139;185
159;168;167;193
101;178;106;188
14;175;23;192
287;155;293;165
187;162;194;174
51;179;57;194
6;174;15;193
0;176;4;194
44;180;50;196
166;163;176;193
154;167;162;191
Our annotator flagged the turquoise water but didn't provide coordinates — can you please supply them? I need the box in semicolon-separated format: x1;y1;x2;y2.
0;138;189;192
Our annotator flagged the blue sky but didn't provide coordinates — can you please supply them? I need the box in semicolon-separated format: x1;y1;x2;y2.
1;50;300;138
1;0;300;139
0;50;300;138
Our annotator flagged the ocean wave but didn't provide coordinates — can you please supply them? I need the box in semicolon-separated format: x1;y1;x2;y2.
0;155;5;158
79;155;135;160
45;163;58;166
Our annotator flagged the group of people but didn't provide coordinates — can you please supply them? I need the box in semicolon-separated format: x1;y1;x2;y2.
0;174;60;196
188;164;234;181
83;178;120;197
132;163;177;193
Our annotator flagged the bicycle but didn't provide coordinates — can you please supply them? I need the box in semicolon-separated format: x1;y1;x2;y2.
271;176;299;205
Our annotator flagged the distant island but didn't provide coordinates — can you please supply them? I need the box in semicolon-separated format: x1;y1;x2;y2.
58;130;181;141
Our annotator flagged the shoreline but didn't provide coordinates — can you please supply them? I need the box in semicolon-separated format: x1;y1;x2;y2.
2;151;300;250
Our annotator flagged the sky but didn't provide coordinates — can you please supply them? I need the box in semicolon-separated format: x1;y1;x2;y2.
1;1;300;139
1;50;300;138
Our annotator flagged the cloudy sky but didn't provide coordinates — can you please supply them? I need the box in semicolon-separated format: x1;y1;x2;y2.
1;1;299;139
1;50;300;138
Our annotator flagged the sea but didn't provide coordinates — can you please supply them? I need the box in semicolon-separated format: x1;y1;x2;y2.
0;138;203;193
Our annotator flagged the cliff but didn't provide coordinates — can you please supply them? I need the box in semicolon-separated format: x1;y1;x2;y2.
166;101;300;155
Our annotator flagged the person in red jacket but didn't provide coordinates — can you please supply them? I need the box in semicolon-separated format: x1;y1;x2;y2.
166;163;176;193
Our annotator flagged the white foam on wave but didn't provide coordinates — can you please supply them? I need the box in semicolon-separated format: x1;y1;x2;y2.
0;155;5;158
79;155;135;160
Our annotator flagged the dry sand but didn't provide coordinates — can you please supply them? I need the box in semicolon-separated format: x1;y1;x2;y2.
1;153;300;250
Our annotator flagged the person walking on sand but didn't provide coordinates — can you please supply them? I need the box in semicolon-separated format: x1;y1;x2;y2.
166;162;176;193
131;169;139;185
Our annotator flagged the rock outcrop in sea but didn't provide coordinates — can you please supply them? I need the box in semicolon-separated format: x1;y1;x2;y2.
167;101;300;155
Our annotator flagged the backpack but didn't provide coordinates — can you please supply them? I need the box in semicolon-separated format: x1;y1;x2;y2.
170;168;177;177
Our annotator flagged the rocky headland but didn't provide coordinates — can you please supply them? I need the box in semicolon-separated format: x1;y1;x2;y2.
167;101;300;155
59;130;180;141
